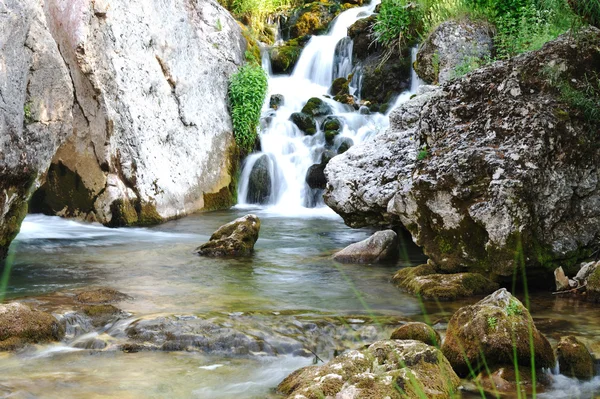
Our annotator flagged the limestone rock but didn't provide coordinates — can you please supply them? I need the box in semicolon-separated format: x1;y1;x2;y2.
415;19;494;84
325;29;600;280
557;335;595;380
30;0;246;226
441;289;555;376
333;230;399;263
390;322;440;347
0;0;74;259
555;266;570;291
195;214;260;257
278;339;460;399
0;303;65;350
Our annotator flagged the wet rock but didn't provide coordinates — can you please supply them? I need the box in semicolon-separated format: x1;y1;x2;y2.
415;19;494;84
442;289;555;376
290;112;317;135
390;322;440;347
576;261;599;284
306;163;327;190
195;214;260;257
82;305;122;328
586;265;600;302
336;137;354;154
0;303;65;350
75;288;129;304
555;266;570;291
360;46;412;105
246;155;272;204
333;230;399;263
475;365;551;395
393;265;498;300
330;77;350;97
557;335;595;379
347;15;377;61
282;1;346;40
271;38;306;74
269;94;285;109
322;116;343;145
325;29;600;281
301;97;333;117
278;339;460;399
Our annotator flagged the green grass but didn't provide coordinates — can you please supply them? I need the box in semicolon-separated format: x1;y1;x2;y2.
219;0;297;40
417;149;429;160
228;63;268;154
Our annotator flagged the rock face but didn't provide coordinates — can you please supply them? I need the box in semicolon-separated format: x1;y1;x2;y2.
0;0;74;259
28;0;246;226
325;29;600;280
0;303;65;350
278;340;460;399
390;322;440;347
333;230;399;263
415;19;494;84
195;214;260;257
556;335;595;380
441;289;555;376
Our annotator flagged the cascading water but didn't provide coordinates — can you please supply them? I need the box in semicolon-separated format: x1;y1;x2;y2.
237;0;422;215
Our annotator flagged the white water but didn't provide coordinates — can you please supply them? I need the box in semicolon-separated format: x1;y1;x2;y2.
237;0;422;215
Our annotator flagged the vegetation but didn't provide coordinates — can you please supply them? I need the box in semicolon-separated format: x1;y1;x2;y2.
417;148;428;160
228;63;268;153
219;0;296;42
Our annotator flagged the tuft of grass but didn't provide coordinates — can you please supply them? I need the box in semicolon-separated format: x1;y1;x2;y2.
417;149;429;161
228;63;268;154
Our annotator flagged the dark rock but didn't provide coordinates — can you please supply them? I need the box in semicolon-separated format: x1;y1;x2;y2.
246;155;272;204
347;15;377;61
333;230;398;263
329;77;350;96
360;46;412;105
301;97;333;117
281;2;346;40
557;335;595;379
322;116;342;144
290;112;317;135
441;289;555;376
195;214;260;257
336;137;353;154
0;303;65;351
358;105;370;114
305;163;327;190
390;322;440;347
269;94;284;109
278;340;459;399
271;39;306;74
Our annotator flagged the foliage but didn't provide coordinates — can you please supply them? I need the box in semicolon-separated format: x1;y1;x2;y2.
506;299;523;316
417;148;429;160
219;0;296;38
228;64;268;153
450;55;486;79
487;316;498;329
373;0;424;47
23;102;33;124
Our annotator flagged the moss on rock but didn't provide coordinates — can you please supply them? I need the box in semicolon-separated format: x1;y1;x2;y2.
390;322;441;347
75;288;129;304
556;335;595;380
0;303;64;351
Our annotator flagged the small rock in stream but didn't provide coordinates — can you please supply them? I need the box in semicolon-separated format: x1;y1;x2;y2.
195;214;260;257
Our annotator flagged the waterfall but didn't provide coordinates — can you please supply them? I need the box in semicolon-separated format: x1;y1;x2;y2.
237;0;423;215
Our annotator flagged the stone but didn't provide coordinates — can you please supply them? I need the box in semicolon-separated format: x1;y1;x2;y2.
246;155;272;204
415;19;494;84
270;37;308;74
336;137;354;154
347;15;377;61
281;1;346;40
390;322;441;347
306;163;327;190
441;289;555;376
29;0;246;226
557;335;595;380
0;0;74;259
333;230;399;263
301;97;333;117
269;94;285;109
195;214;260;257
325;29;600;281
555;266;570;291
576;261;599;284
330;77;350;97
360;46;412;105
277;339;460;399
75;288;129;304
0;303;65;350
393;266;499;300
290;112;317;135
586;265;600;302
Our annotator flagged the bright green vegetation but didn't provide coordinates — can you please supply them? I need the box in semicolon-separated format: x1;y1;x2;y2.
219;0;295;41
506;299;523;316
374;0;590;58
486;316;497;329
450;55;488;79
417;148;428;160
228;63;268;153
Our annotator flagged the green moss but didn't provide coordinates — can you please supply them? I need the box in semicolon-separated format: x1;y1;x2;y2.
108;199;138;227
23;101;34;124
83;304;119;317
137;202;163;226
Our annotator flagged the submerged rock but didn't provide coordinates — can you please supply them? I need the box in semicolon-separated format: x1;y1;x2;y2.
441;289;555;376
393;264;498;300
246;155;272;204
0;303;65;350
557;335;595;380
390;322;440;347
325;29;600;281
306;163;327;190
75;288;129;304
415;19;494;84
290;112;317;135
195;214;260;257
333;230;399;263
278;339;460;399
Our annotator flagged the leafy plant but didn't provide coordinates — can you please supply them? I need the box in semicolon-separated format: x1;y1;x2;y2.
228;63;268;153
23;102;33;124
450;55;484;79
373;0;423;47
487;316;498;329
506;299;523;316
417;148;429;160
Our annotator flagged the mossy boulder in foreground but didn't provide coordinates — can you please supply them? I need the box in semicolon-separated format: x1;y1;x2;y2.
441;289;555;376
195;214;260;257
0;303;65;351
278;339;459;399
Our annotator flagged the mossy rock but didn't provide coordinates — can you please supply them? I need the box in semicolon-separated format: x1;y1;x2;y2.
301;97;332;117
290;112;317;135
441;289;555;377
76;288;129;304
0;303;65;350
393;264;498;300
586;265;600;302
390;322;440;347
271;42;303;74
475;365;552;395
278;339;459;398
337;137;353;154
557;335;595;380
269;94;284;109
283;2;349;40
83;304;121;327
195;214;260;257
330;77;350;96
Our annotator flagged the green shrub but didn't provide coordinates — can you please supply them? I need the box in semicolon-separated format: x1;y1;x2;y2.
228;64;268;153
373;0;423;47
417;148;429;160
220;0;296;35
